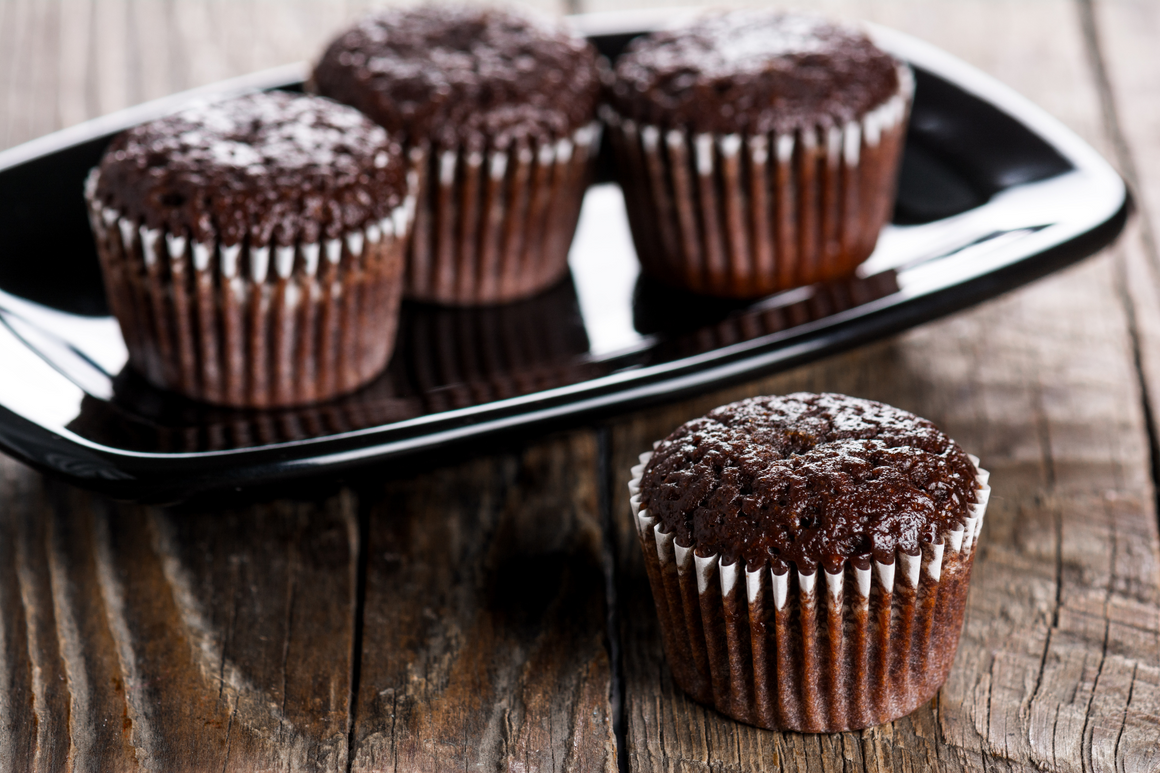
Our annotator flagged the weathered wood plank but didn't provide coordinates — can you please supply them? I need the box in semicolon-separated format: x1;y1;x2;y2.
1079;6;1160;772
0;0;28;148
350;431;617;773
0;479;363;773
3;436;616;773
610;255;1160;773
1093;0;1160;229
46;485;141;773
0;456;51;773
1090;0;1160;528
133;493;359;771
1;0;1159;772
2;3;611;772
56;0;95;132
91;0;130;118
12;480;73;773
90;493;360;771
606;1;1160;770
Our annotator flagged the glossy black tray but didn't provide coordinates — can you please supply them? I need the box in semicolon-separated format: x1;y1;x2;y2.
0;11;1129;503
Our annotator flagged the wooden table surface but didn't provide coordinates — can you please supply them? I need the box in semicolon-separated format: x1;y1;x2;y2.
3;0;1160;770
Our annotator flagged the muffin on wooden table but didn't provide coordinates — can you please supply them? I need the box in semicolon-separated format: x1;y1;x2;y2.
313;5;602;305
628;393;989;731
607;11;912;298
86;91;415;408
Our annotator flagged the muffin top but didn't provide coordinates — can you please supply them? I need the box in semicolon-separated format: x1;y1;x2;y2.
92;90;408;247
639;393;978;573
312;5;601;149
609;11;901;135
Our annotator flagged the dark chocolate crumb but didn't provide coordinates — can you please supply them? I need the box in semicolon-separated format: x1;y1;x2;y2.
609;11;900;135
94;90;407;246
639;393;978;572
313;5;600;149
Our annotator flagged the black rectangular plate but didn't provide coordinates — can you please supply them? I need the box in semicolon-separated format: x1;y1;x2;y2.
0;10;1129;503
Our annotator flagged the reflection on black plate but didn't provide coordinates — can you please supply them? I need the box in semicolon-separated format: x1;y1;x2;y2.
62;269;900;454
634;271;900;364
69;368;421;454
394;277;600;414
0;11;1129;502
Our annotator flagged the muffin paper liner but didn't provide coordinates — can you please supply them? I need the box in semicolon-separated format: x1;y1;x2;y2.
85;169;417;409
404;122;601;306
607;66;912;299
627;446;990;732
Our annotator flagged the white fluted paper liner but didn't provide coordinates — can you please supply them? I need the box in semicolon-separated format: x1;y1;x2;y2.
607;65;912;299
85;168;418;408
405;121;601;305
628;444;989;732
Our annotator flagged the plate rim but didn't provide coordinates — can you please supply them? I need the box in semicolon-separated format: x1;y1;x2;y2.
0;9;1130;502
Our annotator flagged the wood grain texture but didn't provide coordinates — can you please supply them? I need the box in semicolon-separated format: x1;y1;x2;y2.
605;2;1160;770
1080;6;1160;767
610;255;1160;772
113;493;360;771
3;450;358;773
2;2;612;771
0;455;64;773
350;432;616;773
5;474;362;772
0;0;572;152
2;0;1160;771
0;436;616;773
0;460;35;773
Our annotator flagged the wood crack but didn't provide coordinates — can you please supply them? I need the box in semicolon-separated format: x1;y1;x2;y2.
1079;619;1113;773
1079;0;1160;543
344;490;371;773
1111;663;1137;769
279;530;298;745
15;489;70;773
217;548;240;704
1079;493;1119;773
598;425;629;773
2;2;1159;771
219;695;237;773
1026;372;1062;740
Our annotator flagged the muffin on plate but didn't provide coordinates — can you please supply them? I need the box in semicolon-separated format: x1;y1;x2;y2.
86;90;415;408
313;5;602;305
628;393;989;731
607;11;912;298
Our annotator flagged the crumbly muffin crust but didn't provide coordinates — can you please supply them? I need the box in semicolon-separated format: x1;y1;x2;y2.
312;5;600;149
609;11;900;134
93;90;407;247
639;393;978;573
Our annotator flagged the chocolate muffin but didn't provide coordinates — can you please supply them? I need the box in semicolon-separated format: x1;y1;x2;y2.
86;91;416;408
628;393;990;732
607;12;912;298
313;5;602;305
